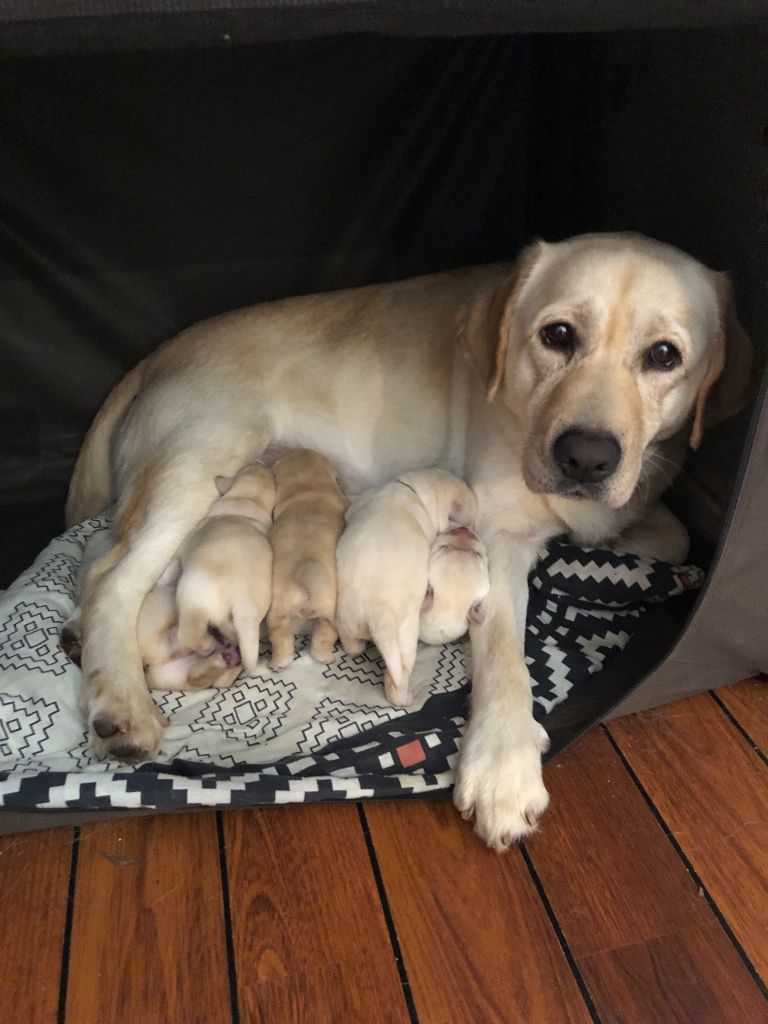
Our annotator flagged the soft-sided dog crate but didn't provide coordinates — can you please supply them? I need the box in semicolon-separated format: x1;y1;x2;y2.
1;2;766;832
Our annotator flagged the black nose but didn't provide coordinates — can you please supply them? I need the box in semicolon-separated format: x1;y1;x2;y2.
553;429;621;484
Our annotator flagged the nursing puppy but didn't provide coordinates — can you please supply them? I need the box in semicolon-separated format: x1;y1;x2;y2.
420;526;490;646
336;468;477;707
267;448;347;670
61;531;241;690
174;464;275;674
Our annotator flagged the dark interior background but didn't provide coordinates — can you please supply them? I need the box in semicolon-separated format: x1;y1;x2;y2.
1;25;766;587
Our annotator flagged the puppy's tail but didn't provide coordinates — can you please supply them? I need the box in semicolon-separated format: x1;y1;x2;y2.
291;558;334;619
232;599;268;676
66;358;147;526
369;610;408;705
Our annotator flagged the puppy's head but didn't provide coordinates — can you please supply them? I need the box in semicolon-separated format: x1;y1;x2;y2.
216;464;277;513
419;528;490;645
461;233;754;509
272;448;342;492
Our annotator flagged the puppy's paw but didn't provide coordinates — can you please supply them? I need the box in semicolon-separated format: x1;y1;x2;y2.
267;661;286;673
383;672;413;708
339;635;366;657
88;678;167;763
453;718;550;852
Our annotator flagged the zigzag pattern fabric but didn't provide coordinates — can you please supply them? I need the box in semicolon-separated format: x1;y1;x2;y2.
0;517;703;811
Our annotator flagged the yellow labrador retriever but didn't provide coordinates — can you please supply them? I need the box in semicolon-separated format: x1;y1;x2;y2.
67;232;751;850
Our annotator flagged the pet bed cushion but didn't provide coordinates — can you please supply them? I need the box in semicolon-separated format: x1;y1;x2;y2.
0;515;703;812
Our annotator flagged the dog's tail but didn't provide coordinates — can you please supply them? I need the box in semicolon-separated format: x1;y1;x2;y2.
66;358;147;526
291;558;335;619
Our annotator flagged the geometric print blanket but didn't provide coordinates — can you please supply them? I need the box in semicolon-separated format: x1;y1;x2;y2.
0;514;704;812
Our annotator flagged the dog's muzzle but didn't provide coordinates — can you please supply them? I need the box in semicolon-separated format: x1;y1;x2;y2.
552;428;622;493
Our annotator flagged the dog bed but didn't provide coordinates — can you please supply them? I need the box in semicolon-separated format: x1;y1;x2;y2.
0;514;703;812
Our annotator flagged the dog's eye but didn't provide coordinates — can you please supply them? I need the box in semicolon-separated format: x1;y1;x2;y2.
540;321;576;352
645;340;681;371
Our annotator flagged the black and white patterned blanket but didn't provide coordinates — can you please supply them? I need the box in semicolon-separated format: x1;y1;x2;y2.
0;515;703;812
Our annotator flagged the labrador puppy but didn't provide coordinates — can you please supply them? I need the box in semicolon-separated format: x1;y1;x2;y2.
267;448;347;670
66;233;752;848
419;526;490;646
61;530;242;690
336;468;477;706
174;463;275;674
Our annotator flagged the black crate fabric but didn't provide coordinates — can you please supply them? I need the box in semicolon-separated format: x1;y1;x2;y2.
0;515;703;811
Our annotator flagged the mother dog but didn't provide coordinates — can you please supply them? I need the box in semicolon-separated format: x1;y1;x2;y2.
67;232;751;850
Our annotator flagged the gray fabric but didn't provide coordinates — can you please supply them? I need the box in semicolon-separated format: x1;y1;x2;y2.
610;378;768;718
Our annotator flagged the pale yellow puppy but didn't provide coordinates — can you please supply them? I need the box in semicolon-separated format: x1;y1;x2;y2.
336;468;477;707
61;530;242;690
137;587;242;691
267;448;348;670
419;526;490;646
174;464;275;674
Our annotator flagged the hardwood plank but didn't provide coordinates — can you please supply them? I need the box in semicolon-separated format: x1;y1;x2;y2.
579;922;768;1024
224;803;411;1024
609;692;768;978
526;728;765;1021
715;677;768;752
365;797;593;1024
530;729;711;957
65;811;231;1024
0;826;73;1024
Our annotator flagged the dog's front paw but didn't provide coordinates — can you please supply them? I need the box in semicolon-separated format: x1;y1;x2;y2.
88;676;167;763
453;718;550;852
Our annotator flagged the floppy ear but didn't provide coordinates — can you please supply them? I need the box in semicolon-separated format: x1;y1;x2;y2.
458;240;544;403
690;274;756;450
468;600;486;625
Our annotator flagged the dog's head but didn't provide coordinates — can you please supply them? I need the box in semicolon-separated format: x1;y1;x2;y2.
419;527;490;646
461;233;754;509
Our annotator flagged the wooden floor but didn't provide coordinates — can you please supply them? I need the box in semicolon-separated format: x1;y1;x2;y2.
2;679;766;1024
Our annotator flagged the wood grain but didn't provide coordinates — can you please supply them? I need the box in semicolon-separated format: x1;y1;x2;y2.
579;922;768;1024
527;727;766;1021
609;691;768;978
715;677;768;752
365;797;593;1024
65;811;231;1024
223;803;411;1024
0;826;73;1024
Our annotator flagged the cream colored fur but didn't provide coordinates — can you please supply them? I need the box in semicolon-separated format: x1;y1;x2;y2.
267;448;347;670
66;232;751;848
419;528;490;646
174;464;276;674
336;469;477;707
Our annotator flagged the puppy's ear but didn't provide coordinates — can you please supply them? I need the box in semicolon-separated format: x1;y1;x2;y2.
690;273;756;450
459;240;544;403
448;492;477;528
468;600;485;625
215;474;234;496
421;584;434;612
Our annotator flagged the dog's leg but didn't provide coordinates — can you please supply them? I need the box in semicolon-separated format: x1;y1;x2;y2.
309;618;338;664
80;455;227;762
610;501;690;564
267;612;297;671
453;529;550;852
